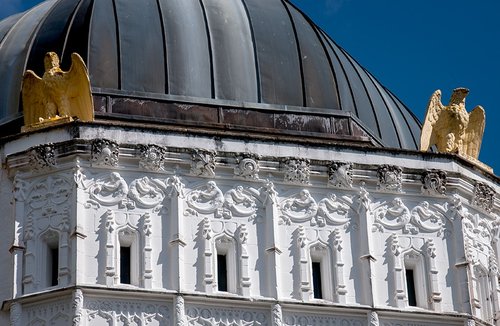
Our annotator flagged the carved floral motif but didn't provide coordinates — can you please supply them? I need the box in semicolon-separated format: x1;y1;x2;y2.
328;162;353;188
191;150;216;177
85;298;169;324
421;170;447;195
29;143;56;170
283;158;310;184
186;306;267;326
472;182;495;212
234;156;260;180
91;139;119;167
377;165;403;192
138;144;167;171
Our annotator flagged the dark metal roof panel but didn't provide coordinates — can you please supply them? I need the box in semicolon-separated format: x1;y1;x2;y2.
243;0;303;106
202;0;258;102
160;0;212;98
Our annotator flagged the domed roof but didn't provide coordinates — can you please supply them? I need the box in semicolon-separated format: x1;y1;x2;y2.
0;0;421;149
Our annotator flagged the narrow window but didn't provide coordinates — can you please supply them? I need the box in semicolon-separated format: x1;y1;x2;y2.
217;254;228;292
120;246;131;284
49;246;59;286
406;269;417;306
312;261;323;299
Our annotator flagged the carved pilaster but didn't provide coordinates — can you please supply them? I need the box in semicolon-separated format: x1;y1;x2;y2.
271;303;283;326
22;216;36;292
72;289;83;326
175;295;187;326
238;224;251;296
59;215;71;286
10;302;22;326
390;233;405;308
260;180;282;299
356;185;374;306
12;174;26;298
369;311;379;326
202;218;214;293
297;225;310;301
142;213;153;288
331;229;346;303
426;239;442;311
167;176;186;291
104;210;116;286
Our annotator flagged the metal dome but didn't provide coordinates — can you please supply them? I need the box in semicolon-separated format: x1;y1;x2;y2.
0;0;421;149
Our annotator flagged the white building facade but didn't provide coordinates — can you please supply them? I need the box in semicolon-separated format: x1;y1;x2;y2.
0;0;498;325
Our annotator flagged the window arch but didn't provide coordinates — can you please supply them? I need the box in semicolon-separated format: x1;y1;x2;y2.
39;229;60;288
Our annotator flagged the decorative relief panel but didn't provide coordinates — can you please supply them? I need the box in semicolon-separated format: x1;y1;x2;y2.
191;150;216;177
283;158;310;184
372;198;445;235
84;298;169;325
328;162;353;188
186;305;268;326
280;190;353;227
28;143;56;171
24;299;71;326
185;181;258;220
377;165;403;192
472;182;496;213
138;144;168;172
282;312;365;326
91;139;119;167
234;155;260;180
421;170;447;196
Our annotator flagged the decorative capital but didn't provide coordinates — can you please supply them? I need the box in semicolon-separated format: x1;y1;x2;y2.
472;182;495;212
28;143;56;170
421;170;447;196
138;144;167;171
191;149;216;177
234;155;260;180
377;165;402;192
328;162;353;188
91;139;119;167
283;158;310;184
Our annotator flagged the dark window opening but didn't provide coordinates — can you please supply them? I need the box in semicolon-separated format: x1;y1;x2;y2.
217;254;228;292
49;247;59;286
312;261;323;299
406;269;417;306
120;246;131;284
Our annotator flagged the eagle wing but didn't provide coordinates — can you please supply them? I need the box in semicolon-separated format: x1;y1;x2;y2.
64;53;93;121
420;89;444;151
22;70;48;126
462;105;485;159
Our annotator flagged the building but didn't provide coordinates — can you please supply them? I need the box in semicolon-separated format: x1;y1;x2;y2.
0;0;498;325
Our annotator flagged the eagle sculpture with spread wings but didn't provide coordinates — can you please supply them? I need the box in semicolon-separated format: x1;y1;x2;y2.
22;52;94;128
420;88;485;160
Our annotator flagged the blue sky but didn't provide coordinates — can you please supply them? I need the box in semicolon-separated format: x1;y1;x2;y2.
1;0;499;173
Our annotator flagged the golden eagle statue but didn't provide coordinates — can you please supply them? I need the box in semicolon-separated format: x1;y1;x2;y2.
22;52;93;130
420;88;485;160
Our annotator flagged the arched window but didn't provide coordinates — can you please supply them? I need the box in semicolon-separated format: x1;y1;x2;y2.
40;229;60;287
403;250;428;309
214;234;237;294
117;226;139;286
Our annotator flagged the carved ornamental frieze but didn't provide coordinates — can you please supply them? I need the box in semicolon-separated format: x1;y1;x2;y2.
472;182;495;213
91;139;119;167
185;181;257;220
138;144;168;172
372;198;445;235
421;170;447;196
283;158;310;184
377;165;402;192
328;162;353;188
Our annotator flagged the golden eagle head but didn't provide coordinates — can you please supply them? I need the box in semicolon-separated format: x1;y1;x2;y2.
43;52;60;72
450;87;469;105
